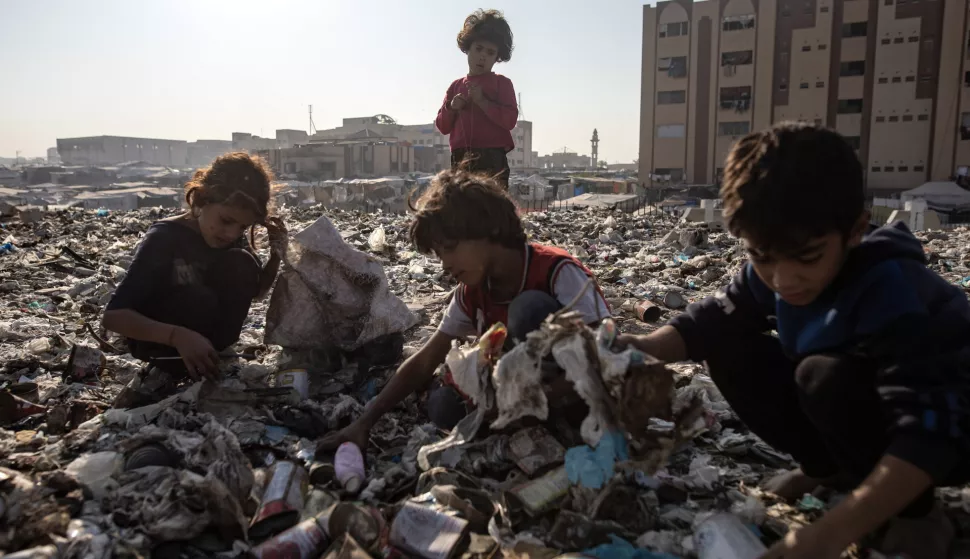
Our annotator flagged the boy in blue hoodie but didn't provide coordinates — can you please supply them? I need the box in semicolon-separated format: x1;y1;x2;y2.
621;123;969;558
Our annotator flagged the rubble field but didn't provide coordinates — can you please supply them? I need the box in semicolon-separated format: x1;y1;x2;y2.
2;206;970;559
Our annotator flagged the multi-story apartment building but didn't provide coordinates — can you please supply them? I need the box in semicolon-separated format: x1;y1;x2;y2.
639;0;970;193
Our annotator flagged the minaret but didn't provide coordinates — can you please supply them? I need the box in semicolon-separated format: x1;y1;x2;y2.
590;129;599;169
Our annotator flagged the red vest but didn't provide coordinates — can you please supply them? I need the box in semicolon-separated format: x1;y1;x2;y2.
455;243;608;335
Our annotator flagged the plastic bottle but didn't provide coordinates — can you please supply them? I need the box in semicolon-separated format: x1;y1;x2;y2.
334;442;365;494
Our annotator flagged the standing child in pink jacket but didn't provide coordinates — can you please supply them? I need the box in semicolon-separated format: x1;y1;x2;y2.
434;9;518;189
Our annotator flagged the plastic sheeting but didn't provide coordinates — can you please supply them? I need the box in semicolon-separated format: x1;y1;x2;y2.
265;215;418;352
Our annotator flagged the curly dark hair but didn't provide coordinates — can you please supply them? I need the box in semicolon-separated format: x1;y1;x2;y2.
720;122;865;253
184;151;275;223
409;168;526;254
457;9;514;62
184;152;277;250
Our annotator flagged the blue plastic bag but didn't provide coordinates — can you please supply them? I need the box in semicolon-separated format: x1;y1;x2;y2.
564;430;628;489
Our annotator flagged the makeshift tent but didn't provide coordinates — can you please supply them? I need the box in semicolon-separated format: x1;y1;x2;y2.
901;181;970;210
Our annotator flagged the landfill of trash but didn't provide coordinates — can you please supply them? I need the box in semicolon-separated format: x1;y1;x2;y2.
2;205;970;559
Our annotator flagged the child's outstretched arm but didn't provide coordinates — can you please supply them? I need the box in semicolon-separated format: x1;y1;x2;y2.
317;330;455;452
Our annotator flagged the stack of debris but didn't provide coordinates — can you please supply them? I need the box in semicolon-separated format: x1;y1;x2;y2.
2;205;970;558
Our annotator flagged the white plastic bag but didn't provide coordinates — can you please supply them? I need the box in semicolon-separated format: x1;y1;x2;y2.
265;215;417;351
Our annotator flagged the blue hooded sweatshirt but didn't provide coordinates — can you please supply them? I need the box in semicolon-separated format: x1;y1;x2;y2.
669;221;970;483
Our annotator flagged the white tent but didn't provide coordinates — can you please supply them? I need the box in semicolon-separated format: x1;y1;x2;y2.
901;181;970;209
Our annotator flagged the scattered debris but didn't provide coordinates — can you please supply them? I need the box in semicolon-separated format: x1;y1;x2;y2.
2;205;970;556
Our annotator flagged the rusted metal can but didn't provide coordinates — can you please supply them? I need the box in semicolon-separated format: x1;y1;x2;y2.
66;344;106;382
8;382;39;403
250;461;309;540
635;300;661;322
251;515;329;559
0;391;48;425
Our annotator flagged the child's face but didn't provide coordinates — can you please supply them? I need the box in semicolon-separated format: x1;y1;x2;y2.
467;40;499;76
434;240;490;287
743;224;865;306
197;202;258;249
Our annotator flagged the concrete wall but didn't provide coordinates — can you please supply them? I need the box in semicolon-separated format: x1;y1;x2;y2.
57;136;188;166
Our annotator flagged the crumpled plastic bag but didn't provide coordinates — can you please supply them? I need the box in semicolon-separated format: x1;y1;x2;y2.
564;431;628;489
119;416;254;503
585;535;679;559
265;215;417;352
103;466;247;544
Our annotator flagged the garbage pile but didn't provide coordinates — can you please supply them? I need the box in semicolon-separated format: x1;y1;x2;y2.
2;205;970;558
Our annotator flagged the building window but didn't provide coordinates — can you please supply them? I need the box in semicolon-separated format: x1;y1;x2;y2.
876;116;886;122
659;21;689;38
885;0;892;4
816;81;825;87
837;99;864;114
814;118;824;126
800;82;810;89
818;44;828;50
802;45;812;51
657;124;686;138
821;5;830;12
654;168;685;182
658;56;688;78
889;116;899;122
840;60;866;77
908;36;919;43
965;71;970;86
961;113;970;140
902;115;913;122
892;76;903;83
872;166;882;172
722;14;755;31
899;166;909;171
878;77;889;84
881;38;891;45
920;74;932;83
845;136;861;149
658;90;687;104
894;37;905;44
842;22;868;38
918;114;929;121
781;6;791;17
779;81;789;91
718;121;751;136
804;2;813;13
720;86;752;110
884;166;895;172
914;165;925;172
721;50;754;66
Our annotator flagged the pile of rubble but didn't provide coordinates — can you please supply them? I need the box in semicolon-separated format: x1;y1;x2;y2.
2;205;970;558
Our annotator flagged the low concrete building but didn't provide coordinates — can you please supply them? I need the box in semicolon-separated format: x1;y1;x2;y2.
73;186;181;211
57;136;188;166
187;140;233;167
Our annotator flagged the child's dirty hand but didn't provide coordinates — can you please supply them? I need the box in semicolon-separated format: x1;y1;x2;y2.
265;216;288;257
450;94;468;111
171;327;220;380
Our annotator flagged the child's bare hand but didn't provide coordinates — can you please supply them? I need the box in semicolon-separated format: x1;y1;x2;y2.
450;94;468;111
265;216;288;257
171;327;220;380
467;85;485;106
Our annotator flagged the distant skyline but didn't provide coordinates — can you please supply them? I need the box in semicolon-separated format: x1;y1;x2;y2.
0;0;650;163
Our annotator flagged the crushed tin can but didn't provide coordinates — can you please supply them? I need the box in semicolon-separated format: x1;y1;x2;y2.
250;461;309;541
65;344;106;382
251;514;329;559
388;501;468;559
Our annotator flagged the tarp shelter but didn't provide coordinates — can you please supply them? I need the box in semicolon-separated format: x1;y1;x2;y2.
901;181;970;210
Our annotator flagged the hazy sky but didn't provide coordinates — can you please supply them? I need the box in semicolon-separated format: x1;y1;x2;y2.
1;0;648;162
